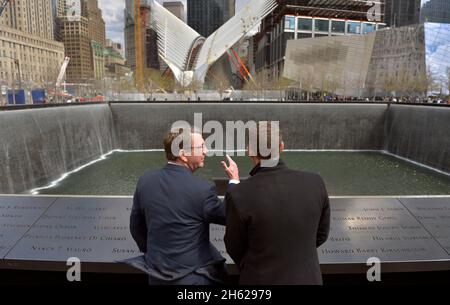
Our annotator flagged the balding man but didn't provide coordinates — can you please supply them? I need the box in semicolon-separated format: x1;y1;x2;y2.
130;127;239;285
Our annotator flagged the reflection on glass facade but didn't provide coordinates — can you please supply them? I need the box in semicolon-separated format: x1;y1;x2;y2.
285;16;295;30
347;22;361;34
298;18;313;31
420;0;450;24
315;19;330;32
424;22;450;94
290;16;385;36
362;23;377;34
331;20;345;33
187;0;235;37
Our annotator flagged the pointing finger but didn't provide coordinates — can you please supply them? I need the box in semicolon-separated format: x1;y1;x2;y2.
226;154;234;164
221;161;228;169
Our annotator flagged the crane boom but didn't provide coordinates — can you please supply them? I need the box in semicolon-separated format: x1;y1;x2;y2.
56;57;70;88
134;0;144;89
0;0;12;17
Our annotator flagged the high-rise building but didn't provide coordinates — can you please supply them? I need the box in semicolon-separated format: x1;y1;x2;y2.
420;0;450;24
385;0;422;27
187;0;236;37
52;0;67;18
84;0;106;46
0;0;54;40
124;0;160;72
58;0;106;82
59;15;92;82
104;39;130;79
163;1;185;21
253;0;386;80
52;0;68;41
0;0;65;92
124;0;136;69
385;0;450;27
283;22;450;97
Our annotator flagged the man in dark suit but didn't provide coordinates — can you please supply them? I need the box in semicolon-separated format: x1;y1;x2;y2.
130;127;239;285
224;123;330;285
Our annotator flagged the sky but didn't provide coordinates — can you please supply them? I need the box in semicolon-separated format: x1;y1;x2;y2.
424;23;450;94
98;0;249;48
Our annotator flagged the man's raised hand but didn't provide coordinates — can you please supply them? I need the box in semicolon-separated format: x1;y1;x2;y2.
221;154;239;181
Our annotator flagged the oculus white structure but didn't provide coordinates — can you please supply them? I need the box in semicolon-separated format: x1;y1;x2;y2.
149;0;278;86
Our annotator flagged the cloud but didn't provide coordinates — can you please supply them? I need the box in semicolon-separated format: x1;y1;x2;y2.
425;23;450;93
98;0;125;46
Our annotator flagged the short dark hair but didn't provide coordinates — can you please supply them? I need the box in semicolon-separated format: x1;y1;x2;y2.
249;122;283;160
164;130;183;161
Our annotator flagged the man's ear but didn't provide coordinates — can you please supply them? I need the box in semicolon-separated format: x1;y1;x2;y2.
178;149;187;162
280;141;285;154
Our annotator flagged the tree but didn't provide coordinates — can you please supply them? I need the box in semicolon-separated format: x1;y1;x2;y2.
273;76;294;100
446;68;450;98
426;68;439;95
210;73;231;100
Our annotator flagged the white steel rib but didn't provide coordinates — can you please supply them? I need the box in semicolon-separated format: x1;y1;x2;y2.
149;0;278;86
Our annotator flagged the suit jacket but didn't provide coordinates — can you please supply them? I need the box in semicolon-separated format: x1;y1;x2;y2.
129;163;232;283
224;160;330;285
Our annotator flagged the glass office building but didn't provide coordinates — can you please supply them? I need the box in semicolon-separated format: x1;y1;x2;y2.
254;0;386;80
385;0;450;27
420;0;450;24
283;22;450;97
187;0;235;37
284;15;385;38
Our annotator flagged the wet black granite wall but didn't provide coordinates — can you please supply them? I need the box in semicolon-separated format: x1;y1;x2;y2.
0;105;117;194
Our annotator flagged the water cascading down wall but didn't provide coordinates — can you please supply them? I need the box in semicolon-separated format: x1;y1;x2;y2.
0;103;448;194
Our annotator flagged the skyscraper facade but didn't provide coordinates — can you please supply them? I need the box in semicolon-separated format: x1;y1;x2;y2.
187;0;236;37
0;0;54;40
420;0;450;24
0;0;65;91
58;0;106;82
84;0;106;46
124;0;161;72
385;0;450;27
385;0;422;27
124;0;136;69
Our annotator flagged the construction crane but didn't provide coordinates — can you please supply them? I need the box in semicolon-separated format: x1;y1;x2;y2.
56;56;70;89
51;56;70;102
0;0;12;17
134;0;144;89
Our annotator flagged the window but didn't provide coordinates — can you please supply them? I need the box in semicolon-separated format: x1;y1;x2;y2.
315;19;329;32
314;19;330;32
284;16;295;31
331;20;345;33
362;23;376;34
347;21;361;34
298;17;312;31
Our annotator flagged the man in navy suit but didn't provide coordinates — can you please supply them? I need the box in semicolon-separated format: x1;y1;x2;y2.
130;127;239;285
